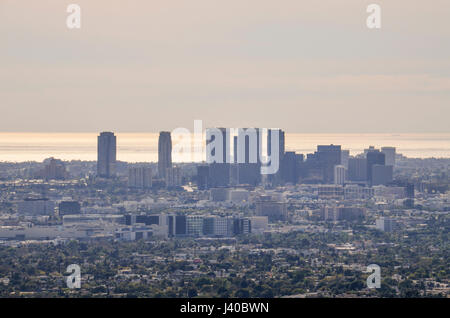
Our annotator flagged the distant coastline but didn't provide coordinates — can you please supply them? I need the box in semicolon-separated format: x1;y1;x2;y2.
0;132;449;162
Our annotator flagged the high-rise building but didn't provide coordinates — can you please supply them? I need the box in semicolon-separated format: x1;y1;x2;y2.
267;128;285;166
207;127;231;164
37;158;69;180
97;132;116;178
209;163;231;187
371;164;393;186
236;163;260;185
235;128;262;185
366;150;385;185
381;147;396;167
128;167;152;189
348;158;368;182
196;165;210;190
341;150;350;169
232;217;251;235
230;163;239;186
301;153;323;183
158;132;172;179
364;146;377;157
213;217;229;237
202;217;215;236
334;165;346;185
166;166;182;187
267;129;285;184
207;128;231;187
281;151;302;184
235;128;262;164
404;183;415;208
167;215;187;237
187;215;204;237
316;145;341;183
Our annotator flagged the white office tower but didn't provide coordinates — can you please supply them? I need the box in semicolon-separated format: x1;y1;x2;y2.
128;167;152;188
334;165;346;185
376;217;397;232
381;147;396;167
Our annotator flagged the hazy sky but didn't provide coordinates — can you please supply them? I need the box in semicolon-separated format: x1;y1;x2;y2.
1;1;449;133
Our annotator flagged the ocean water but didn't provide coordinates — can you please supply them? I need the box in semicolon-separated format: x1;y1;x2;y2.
0;133;449;163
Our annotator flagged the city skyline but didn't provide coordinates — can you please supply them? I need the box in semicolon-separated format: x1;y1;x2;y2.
0;128;400;187
0;1;448;303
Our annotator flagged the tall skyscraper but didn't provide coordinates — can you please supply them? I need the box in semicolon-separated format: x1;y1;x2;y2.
237;128;262;164
341;150;350;169
206;128;231;187
371;164;393;186
268;129;285;183
234;128;262;185
366;149;385;185
97;132;116;178
348;158;368;182
196;165;210;190
334;165;346;185
381;147;396;167
158;131;172;179
267;129;285;164
281;151;301;184
316;145;342;183
364;146;377;157
207;128;231;164
166;166;182;187
405;183;415;208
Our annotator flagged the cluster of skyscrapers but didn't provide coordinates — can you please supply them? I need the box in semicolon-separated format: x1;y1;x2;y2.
96;129;398;190
198;128;397;189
